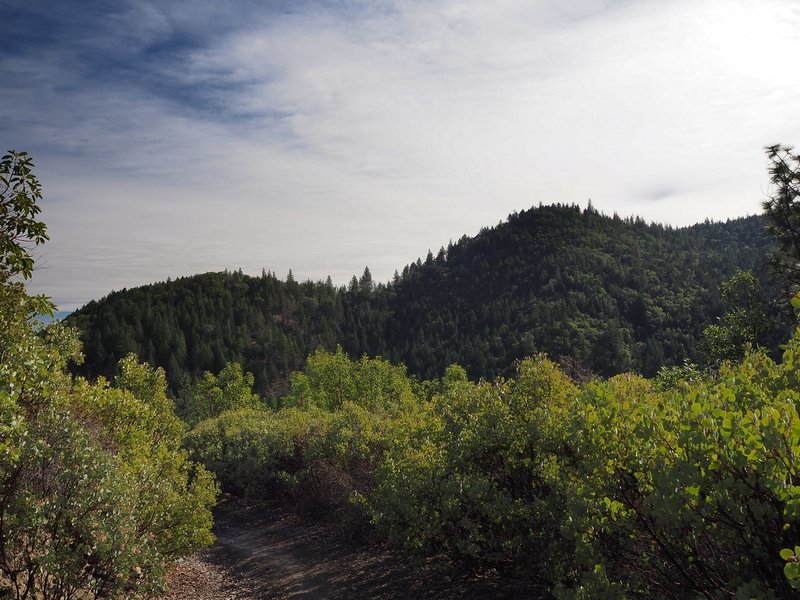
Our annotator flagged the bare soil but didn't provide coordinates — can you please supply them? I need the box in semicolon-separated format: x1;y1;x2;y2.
160;500;519;600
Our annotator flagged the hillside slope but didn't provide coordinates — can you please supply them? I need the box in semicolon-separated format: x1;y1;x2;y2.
68;204;772;396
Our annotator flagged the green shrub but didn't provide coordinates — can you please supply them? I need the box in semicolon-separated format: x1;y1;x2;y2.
565;335;800;598
178;362;262;427
187;350;418;529
186;407;322;498
185;333;800;597
287;346;415;411
370;355;579;585
0;283;215;599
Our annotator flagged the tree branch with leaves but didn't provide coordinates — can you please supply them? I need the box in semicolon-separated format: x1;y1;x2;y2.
0;151;48;280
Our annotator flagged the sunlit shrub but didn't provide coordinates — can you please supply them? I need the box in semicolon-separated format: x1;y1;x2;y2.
1;286;215;599
186;407;322;498
565;333;800;598
370;356;579;587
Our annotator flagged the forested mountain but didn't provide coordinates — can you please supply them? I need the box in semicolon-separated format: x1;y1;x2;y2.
67;204;772;397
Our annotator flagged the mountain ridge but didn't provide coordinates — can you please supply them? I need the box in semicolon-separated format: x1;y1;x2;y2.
67;204;773;396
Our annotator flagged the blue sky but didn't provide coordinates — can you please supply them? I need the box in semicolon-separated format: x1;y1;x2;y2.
3;0;800;310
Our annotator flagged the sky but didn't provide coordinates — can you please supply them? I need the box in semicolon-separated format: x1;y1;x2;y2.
2;0;800;311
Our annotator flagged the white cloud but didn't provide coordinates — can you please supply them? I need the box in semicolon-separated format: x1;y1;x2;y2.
5;0;799;309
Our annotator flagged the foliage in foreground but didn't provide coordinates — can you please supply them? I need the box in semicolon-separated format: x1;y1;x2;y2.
0;151;216;599
187;338;800;598
186;349;414;521
1;281;216;598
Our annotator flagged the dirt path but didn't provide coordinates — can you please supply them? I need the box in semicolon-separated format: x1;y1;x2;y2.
162;501;509;600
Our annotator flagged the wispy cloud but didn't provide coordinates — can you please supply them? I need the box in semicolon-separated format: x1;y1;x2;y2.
2;0;799;310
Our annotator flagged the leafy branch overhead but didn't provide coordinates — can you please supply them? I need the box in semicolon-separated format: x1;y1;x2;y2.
0;151;48;279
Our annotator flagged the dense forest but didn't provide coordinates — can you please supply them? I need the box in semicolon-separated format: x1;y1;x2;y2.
68;204;774;397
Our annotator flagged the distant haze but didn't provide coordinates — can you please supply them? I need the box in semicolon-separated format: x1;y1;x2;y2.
3;0;799;311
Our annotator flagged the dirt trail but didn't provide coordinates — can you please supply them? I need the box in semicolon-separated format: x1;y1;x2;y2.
162;501;503;600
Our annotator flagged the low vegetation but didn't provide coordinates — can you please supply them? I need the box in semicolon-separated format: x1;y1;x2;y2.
182;341;800;598
0;151;216;599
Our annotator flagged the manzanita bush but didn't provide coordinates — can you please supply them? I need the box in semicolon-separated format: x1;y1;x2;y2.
1;280;216;599
186;333;800;598
1;152;217;598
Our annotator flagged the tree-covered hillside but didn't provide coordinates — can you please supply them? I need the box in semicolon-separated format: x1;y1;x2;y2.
67;204;773;397
369;205;772;379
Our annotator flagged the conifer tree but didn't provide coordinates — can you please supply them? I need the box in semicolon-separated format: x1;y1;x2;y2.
764;144;800;294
